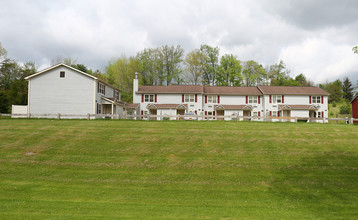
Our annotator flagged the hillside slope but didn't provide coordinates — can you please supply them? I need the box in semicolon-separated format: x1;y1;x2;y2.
0;119;357;219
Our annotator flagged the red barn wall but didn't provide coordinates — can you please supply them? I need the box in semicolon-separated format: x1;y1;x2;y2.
352;98;358;124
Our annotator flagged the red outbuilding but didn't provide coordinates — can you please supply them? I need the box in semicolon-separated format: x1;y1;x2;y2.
352;95;358;124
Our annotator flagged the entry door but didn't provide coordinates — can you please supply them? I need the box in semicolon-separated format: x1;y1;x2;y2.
149;109;157;120
217;110;224;121
283;110;291;117
243;110;250;121
177;109;185;115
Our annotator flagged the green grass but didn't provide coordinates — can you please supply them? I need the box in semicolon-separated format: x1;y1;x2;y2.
0;119;357;219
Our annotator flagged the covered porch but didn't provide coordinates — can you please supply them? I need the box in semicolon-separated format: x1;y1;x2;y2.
146;104;188;120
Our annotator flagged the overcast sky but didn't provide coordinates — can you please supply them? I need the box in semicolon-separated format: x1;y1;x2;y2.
1;0;357;84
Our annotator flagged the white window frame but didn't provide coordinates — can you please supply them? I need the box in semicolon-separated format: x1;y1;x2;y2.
272;111;277;117
207;95;217;103
98;104;102;114
253;112;258;117
248;96;258;104
317;111;322;118
144;94;154;102
115;90;120;101
185;94;195;102
272;95;282;103
312;96;321;104
99;83;105;95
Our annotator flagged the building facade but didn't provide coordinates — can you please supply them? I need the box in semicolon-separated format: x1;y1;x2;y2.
132;75;329;121
25;63;123;117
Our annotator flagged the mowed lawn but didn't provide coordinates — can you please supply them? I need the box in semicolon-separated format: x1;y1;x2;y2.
0;119;357;219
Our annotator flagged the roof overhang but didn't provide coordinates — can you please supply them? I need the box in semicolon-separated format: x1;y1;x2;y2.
147;104;188;110
25;63;97;80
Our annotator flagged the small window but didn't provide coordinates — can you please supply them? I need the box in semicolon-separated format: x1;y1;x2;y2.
248;96;258;104
99;83;105;95
144;94;154;102
185;94;195;102
115;90;120;101
312;96;321;104
207;95;217;103
60;71;65;78
272;95;282;103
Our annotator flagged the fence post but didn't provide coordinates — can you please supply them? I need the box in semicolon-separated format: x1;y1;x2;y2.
350;118;354;124
87;113;90;120
57;113;61;120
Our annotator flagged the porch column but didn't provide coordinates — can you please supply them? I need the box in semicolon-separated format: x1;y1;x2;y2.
111;104;114;119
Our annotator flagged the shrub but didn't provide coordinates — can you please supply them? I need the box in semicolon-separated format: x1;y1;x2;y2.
332;102;337;107
339;105;351;114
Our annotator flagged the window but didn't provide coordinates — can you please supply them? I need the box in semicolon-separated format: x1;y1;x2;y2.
207;111;213;116
312;96;321;104
207;95;217;103
248;96;258;104
185;94;195;102
115;90;120;101
317;111;322;118
253;112;258;117
98;104;102;114
272;111;277;117
144;94;154;102
99;83;105;95
272;95;282;103
60;71;65;78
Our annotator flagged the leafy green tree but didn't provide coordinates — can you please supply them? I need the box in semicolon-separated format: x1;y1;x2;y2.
159;45;184;85
105;56;141;102
294;73;313;86
200;44;219;85
184;49;205;85
342;77;354;101
136;48;161;85
353;46;358;54
72;64;88;73
339;104;351;114
242;60;266;86
268;60;290;85
216;54;242;86
324;79;343;103
0;42;7;63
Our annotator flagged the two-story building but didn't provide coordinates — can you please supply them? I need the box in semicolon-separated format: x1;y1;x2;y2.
258;86;328;122
132;74;329;121
25;63;123;118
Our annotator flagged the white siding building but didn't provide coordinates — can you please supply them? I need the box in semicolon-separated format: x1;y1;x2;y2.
25;63;123;117
132;76;329;122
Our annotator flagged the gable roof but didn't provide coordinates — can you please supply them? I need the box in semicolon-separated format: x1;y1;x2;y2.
25;63;121;91
258;86;329;95
351;95;358;103
25;63;97;80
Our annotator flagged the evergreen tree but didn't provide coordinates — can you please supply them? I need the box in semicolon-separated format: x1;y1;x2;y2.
342;77;354;101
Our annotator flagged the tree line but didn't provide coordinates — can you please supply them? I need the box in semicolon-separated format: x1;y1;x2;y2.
0;42;357;113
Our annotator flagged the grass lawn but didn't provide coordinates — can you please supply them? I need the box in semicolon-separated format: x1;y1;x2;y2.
0;119;357;219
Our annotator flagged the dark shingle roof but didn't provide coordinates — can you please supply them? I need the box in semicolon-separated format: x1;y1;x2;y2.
258;86;329;95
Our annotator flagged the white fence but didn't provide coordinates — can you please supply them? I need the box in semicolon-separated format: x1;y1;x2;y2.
1;113;357;124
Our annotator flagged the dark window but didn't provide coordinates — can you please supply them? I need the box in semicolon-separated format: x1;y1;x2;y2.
60;71;65;78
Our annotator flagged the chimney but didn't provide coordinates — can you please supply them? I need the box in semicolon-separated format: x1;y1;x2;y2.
133;72;139;103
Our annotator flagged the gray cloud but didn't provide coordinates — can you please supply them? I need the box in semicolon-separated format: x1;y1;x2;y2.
0;0;357;83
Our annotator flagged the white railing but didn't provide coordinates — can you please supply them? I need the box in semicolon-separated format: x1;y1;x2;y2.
1;113;357;124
